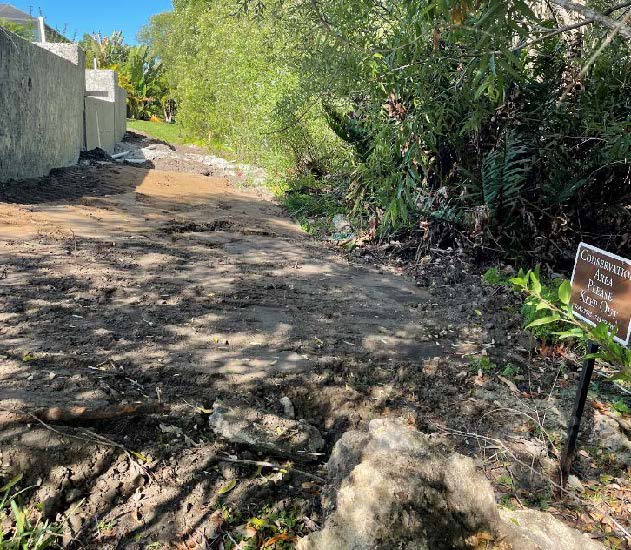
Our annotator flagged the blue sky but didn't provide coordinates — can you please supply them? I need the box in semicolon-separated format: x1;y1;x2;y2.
9;1;173;43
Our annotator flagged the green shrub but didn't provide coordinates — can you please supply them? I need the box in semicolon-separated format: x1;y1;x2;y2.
512;270;631;383
519;274;565;343
482;267;509;286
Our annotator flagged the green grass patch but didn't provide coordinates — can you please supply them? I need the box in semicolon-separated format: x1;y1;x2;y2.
469;356;497;373
126;119;202;147
1;474;62;549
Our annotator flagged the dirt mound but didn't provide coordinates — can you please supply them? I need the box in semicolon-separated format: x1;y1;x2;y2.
80;148;112;162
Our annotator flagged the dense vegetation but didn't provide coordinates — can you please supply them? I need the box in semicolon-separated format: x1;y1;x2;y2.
79;32;175;121
141;1;631;266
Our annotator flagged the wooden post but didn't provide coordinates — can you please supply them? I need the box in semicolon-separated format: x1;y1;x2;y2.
560;341;599;485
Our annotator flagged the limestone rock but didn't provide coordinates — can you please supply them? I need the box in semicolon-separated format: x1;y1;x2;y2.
279;396;295;419
299;418;500;550
591;410;631;466
208;400;324;456
500;509;604;550
298;419;605;550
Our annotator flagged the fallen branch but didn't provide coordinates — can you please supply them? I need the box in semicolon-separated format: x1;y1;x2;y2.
0;401;169;426
216;455;326;483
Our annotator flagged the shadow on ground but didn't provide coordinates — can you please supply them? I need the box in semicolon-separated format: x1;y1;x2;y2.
0;164;465;547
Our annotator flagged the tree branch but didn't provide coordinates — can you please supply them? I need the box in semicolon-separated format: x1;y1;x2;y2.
547;0;631;39
523;0;631;48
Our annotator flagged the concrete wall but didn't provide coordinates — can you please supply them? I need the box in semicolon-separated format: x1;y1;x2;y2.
0;33;128;182
38;43;83;65
86;69;118;101
0;32;85;182
84;70;127;153
115;87;127;142
84;97;116;152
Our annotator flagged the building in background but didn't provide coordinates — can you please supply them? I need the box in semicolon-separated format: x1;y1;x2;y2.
0;3;69;42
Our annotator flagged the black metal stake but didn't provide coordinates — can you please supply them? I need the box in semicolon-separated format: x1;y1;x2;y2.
560;341;599;485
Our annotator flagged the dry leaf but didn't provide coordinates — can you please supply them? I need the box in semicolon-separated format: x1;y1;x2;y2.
262;533;298;547
235;524;257;540
498;375;519;394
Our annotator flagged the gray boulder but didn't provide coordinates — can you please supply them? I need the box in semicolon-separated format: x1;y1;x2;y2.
590;410;631;466
298;419;604;550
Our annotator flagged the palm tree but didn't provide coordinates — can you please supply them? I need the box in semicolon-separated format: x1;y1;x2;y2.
79;31;127;69
118;45;167;120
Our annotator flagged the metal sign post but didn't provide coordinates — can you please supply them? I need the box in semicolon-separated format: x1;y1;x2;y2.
560;341;598;484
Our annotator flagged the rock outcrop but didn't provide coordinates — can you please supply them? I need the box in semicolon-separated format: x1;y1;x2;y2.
298;419;603;550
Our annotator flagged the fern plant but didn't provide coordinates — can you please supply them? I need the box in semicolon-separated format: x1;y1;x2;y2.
481;130;532;219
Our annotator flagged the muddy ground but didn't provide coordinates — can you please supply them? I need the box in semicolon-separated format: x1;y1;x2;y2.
0;133;629;549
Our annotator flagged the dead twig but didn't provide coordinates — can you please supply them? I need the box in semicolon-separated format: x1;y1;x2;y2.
432;422;631;540
216;455;326;483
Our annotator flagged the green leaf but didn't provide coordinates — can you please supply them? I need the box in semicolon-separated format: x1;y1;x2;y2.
218;479;237;495
558;280;572;305
131;451;150;463
529;272;542;295
0;473;23;493
11;500;25;535
249;517;271;530
526;315;559;328
509;276;527;289
553;328;584;340
591;322;611;340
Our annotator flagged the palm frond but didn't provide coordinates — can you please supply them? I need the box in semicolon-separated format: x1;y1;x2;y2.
481;130;532;218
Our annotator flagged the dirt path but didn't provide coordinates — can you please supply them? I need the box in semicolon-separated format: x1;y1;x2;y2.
0;163;446;400
0;142;628;548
